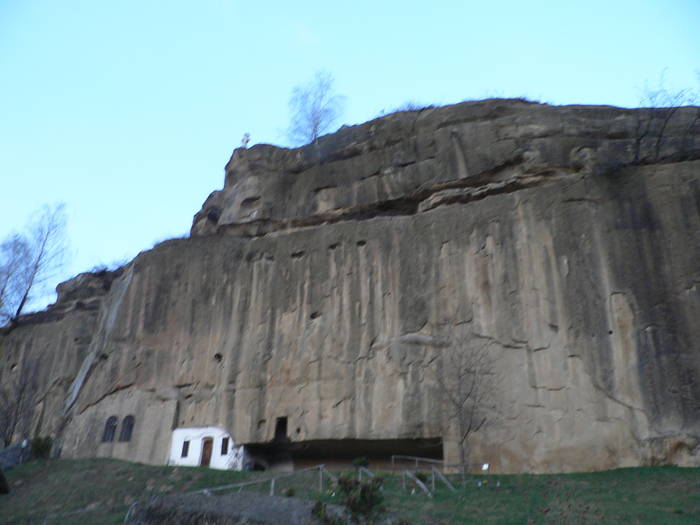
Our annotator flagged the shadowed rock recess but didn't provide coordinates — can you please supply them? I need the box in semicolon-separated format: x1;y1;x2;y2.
2;99;699;473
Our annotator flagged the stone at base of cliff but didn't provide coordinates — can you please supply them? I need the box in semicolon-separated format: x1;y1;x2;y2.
125;491;320;525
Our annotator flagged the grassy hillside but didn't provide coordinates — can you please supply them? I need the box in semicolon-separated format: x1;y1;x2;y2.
380;467;700;524
0;458;252;524
0;459;698;524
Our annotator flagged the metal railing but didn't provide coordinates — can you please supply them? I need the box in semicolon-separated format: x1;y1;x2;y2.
189;463;338;497
390;454;489;475
430;466;456;492
357;465;375;481
402;470;432;497
122;465;340;524
391;454;444;470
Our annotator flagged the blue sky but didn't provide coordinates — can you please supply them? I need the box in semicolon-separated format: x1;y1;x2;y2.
1;0;699;310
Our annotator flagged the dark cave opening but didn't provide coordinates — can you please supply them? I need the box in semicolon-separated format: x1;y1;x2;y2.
244;437;443;471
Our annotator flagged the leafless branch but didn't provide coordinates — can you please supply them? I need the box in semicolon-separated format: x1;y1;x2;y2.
0;236;31;324
636;70;700;163
0;358;39;446
0;203;68;326
287;70;345;146
431;328;498;466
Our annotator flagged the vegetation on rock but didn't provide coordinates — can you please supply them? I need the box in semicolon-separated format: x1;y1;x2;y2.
287;69;345;145
30;436;53;459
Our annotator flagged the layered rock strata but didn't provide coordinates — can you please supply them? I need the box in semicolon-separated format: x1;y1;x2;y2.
1;99;699;472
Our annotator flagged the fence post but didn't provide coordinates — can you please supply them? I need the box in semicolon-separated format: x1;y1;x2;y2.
432;466;456;492
431;469;435;491
270;477;275;496
319;466;323;493
404;471;433;497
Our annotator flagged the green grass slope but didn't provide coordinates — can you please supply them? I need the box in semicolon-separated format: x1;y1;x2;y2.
0;459;698;524
378;467;700;524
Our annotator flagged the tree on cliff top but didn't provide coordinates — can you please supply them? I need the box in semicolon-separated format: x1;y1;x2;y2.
0;203;68;327
635;70;700;163
287;69;345;146
0;236;30;321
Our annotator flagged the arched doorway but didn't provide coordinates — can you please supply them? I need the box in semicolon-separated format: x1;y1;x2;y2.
200;437;213;467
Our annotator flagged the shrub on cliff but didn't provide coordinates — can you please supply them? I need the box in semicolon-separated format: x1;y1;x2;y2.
352;456;369;469
30;436;52;460
0;469;9;494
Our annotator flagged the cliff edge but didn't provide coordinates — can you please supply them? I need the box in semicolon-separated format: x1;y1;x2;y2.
2;99;699;472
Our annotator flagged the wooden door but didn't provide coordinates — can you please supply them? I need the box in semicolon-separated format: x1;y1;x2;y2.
200;437;213;467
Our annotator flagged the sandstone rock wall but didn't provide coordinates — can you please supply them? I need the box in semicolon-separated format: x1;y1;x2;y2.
0;271;117;445
2;100;699;472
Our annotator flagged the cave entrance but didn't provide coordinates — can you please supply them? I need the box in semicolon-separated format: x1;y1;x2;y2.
244;437;443;471
274;417;288;441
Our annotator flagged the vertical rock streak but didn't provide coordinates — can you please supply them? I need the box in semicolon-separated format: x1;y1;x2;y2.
2;99;699;471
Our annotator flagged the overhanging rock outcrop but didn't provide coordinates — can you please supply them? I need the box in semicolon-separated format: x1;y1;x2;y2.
2;99;699;472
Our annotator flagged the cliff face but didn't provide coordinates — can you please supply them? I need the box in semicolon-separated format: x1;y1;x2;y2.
2;99;699;472
0;271;118;447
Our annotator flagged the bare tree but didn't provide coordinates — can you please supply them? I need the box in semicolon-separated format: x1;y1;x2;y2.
0;203;68;326
433;328;498;467
287;70;345;146
0;358;39;447
0;236;31;323
635;70;700;163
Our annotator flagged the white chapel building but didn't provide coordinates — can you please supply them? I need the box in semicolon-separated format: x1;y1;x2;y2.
167;426;248;470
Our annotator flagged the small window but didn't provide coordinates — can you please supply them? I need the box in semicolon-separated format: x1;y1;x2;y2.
181;440;190;458
118;415;135;442
102;416;118;442
221;437;229;455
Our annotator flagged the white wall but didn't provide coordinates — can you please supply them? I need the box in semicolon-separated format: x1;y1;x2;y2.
168;426;247;470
